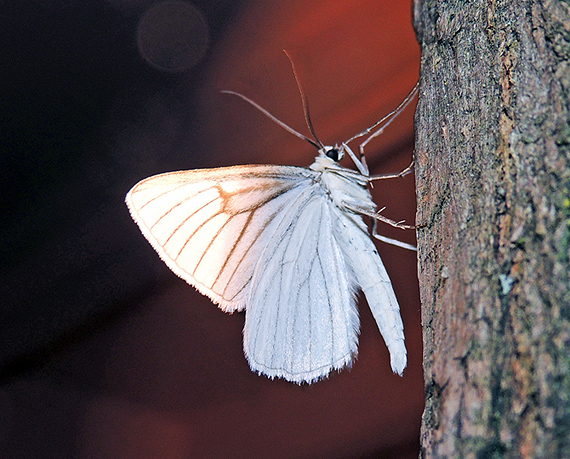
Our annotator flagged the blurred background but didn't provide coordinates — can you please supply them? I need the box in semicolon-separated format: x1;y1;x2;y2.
1;0;421;457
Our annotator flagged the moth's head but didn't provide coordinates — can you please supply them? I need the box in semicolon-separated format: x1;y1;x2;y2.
310;144;345;172
319;145;344;163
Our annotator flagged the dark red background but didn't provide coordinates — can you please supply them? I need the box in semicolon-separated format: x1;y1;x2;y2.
1;1;422;457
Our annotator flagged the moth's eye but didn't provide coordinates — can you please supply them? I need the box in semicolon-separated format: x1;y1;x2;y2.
326;148;340;162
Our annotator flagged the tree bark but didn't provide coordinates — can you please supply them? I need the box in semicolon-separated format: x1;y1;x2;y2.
413;0;570;457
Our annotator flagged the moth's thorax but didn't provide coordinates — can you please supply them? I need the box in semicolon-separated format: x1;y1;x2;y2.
309;152;339;172
310;151;375;213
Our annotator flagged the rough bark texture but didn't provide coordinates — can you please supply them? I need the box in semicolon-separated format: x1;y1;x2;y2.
413;0;570;457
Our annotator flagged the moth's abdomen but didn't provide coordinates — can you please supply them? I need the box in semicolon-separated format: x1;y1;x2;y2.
321;169;375;217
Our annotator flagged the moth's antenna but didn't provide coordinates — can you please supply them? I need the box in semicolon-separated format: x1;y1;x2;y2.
221;90;321;149
283;50;325;149
345;81;420;145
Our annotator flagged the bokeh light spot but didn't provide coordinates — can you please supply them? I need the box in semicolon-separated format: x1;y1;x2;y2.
137;1;209;72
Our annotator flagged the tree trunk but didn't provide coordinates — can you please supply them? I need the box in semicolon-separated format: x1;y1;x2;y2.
413;0;570;457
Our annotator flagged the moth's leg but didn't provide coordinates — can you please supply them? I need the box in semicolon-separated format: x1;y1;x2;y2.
343;202;413;230
368;159;415;181
343;201;417;251
342;142;369;176
370;218;417;251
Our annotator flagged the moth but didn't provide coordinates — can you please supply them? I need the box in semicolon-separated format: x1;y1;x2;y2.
126;67;418;384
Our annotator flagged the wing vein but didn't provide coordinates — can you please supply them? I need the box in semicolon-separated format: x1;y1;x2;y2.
210;210;253;289
225;185;316;301
137;181;193;211
175;208;224;265
220;207;281;301
316;231;335;367
157;193;219;249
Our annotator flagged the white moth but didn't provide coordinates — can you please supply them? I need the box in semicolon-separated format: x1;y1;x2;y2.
126;76;418;384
